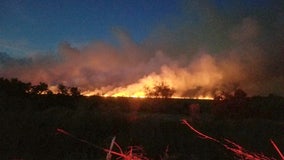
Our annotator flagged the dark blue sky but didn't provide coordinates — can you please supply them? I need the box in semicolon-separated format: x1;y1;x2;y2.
0;0;284;56
0;0;283;57
0;0;182;56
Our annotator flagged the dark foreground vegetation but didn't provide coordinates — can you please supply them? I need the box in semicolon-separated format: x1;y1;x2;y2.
0;78;283;160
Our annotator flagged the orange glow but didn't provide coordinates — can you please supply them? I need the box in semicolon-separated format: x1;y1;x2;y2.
54;54;220;99
81;88;214;100
80;61;219;100
81;90;98;97
191;96;214;100
48;85;58;94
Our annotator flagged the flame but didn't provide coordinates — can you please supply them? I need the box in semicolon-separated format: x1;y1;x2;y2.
81;62;219;100
81;73;158;98
81;90;98;97
191;96;214;100
49;85;59;94
84;55;220;99
47;55;220;100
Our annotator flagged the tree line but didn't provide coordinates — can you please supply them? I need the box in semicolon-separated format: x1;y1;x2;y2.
0;77;273;101
0;77;81;97
0;77;177;98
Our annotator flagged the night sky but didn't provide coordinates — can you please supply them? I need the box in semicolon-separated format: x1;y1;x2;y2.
1;0;182;56
0;0;284;97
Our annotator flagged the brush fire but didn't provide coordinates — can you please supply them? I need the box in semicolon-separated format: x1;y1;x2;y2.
1;17;283;98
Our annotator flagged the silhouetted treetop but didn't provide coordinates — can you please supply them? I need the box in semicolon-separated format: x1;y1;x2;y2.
145;82;175;98
30;82;50;95
70;87;81;97
214;88;247;101
0;77;31;96
58;84;68;95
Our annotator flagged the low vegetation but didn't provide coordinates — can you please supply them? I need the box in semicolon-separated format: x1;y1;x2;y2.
0;77;283;159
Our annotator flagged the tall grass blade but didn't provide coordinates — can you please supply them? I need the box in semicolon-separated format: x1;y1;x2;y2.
181;119;277;160
270;139;284;160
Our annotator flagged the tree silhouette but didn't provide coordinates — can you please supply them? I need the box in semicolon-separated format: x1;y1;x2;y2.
145;82;175;98
214;88;247;101
70;87;81;97
212;88;249;118
30;82;50;95
58;84;68;95
233;88;247;99
0;78;31;96
213;90;231;101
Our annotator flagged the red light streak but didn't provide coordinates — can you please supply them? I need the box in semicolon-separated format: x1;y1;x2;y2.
182;119;277;160
270;139;284;160
56;128;149;160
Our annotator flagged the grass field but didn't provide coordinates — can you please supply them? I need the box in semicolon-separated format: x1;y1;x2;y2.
0;95;283;160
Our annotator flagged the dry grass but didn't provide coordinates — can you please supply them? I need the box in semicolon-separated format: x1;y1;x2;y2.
57;128;149;160
182;119;283;160
56;120;283;160
270;139;284;160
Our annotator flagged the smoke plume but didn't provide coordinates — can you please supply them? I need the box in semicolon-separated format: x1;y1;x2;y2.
0;1;283;97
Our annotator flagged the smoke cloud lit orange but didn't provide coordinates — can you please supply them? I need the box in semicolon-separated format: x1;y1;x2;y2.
0;16;283;98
